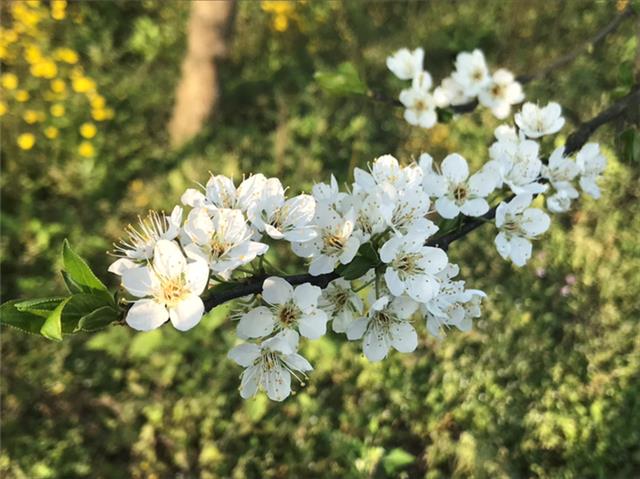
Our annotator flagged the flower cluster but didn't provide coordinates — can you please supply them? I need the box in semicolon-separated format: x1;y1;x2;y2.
387;47;524;127
108;48;608;402
0;0;113;156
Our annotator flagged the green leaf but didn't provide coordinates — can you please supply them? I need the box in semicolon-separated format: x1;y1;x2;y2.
62;239;108;294
40;297;71;341
358;242;379;263
61;270;84;294
314;62;367;96
14;297;66;318
1;299;48;335
618;61;634;89
339;255;377;280
78;306;119;331
620;128;640;163
382;448;415;475
437;107;454;123
60;293;117;333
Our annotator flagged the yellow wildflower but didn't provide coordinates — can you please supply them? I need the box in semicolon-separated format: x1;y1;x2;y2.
51;79;66;93
72;76;95;93
50;104;65;117
1;73;19;90
54;47;78;64
89;94;106;109
24;44;43;64
78;141;95;158
15;90;30;102
44;126;59;139
2;29;18;44
23;110;41;124
17;133;36;150
51;0;67;20
91;108;115;121
273;15;288;32
79;122;97;139
30;59;58;79
0;102;7;116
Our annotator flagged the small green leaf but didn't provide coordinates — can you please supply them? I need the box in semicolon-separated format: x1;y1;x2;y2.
620;128;640;163
78;306;119;331
340;255;377;280
61;293;117;333
15;297;66;318
61;270;84;294
40;297;71;341
437;107;454;123
382;448;415;475
618;61;634;89
358;242;379;263
62;239;108;294
1;300;48;335
314;62;367;96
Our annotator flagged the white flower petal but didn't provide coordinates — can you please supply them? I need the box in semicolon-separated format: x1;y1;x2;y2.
294;283;322;312
228;343;261;367
122;266;157;298
363;324;390;362
435;197;460;219
237;306;275;339
390;321;418;353
264;366;291;401
262;276;294;305
441;153;469;183
169;294;204;331
460;197;490;217
126;299;168;331
298;309;328;339
153;240;186;278
346;317;369;340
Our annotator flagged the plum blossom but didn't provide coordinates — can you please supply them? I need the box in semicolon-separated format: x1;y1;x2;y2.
515;102;565;138
182;207;268;275
433;76;471;107
237;277;328;340
291;204;360;275
181;173;267;214
228;334;312;401
386;47;424;80
495;194;551;266
478;68;524;119
399;85;438;129
312;174;348;210
542;146;579;212
109;206;183;275
486;125;546;194
422;153;498;218
319;278;364;333
122;240;209;331
379;232;448;303
452;49;491;97
346;295;418;362
576;143;607;199
247;178;317;242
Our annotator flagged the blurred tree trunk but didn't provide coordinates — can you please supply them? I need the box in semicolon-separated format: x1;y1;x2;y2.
168;0;235;148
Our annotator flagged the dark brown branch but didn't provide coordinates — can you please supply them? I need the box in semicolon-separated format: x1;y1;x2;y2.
516;6;634;84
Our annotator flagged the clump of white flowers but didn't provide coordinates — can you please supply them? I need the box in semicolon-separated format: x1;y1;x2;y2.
107;47;608;402
387;47;525;127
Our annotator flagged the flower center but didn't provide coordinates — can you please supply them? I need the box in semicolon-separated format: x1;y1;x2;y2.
414;99;427;111
393;252;424;277
277;303;301;328
472;69;484;81
156;276;189;308
210;235;229;259
491;83;505;97
453;184;468;204
322;232;346;255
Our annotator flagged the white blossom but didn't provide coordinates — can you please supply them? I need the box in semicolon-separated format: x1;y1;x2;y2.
291;204;361;276
109;206;183;275
542;146;579;212
478;68;524;119
121;240;209;331
386;47;424;80
379;232;448;303
237;277;328;340
346;295;418;362
319;278;364;333
422;153;498;218
433;76;471;107
247;178;317;242
452;49;491;97
181;173;267;214
495;194;551;266
399;86;438;129
182;207;268;276
487;126;546;194
576;143;607;199
312;174;348;210
515;102;565;139
228;334;312;401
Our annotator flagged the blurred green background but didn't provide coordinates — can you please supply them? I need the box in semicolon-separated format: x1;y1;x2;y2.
1;1;639;478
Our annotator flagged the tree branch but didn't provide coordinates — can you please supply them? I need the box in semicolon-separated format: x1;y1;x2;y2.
195;84;639;313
